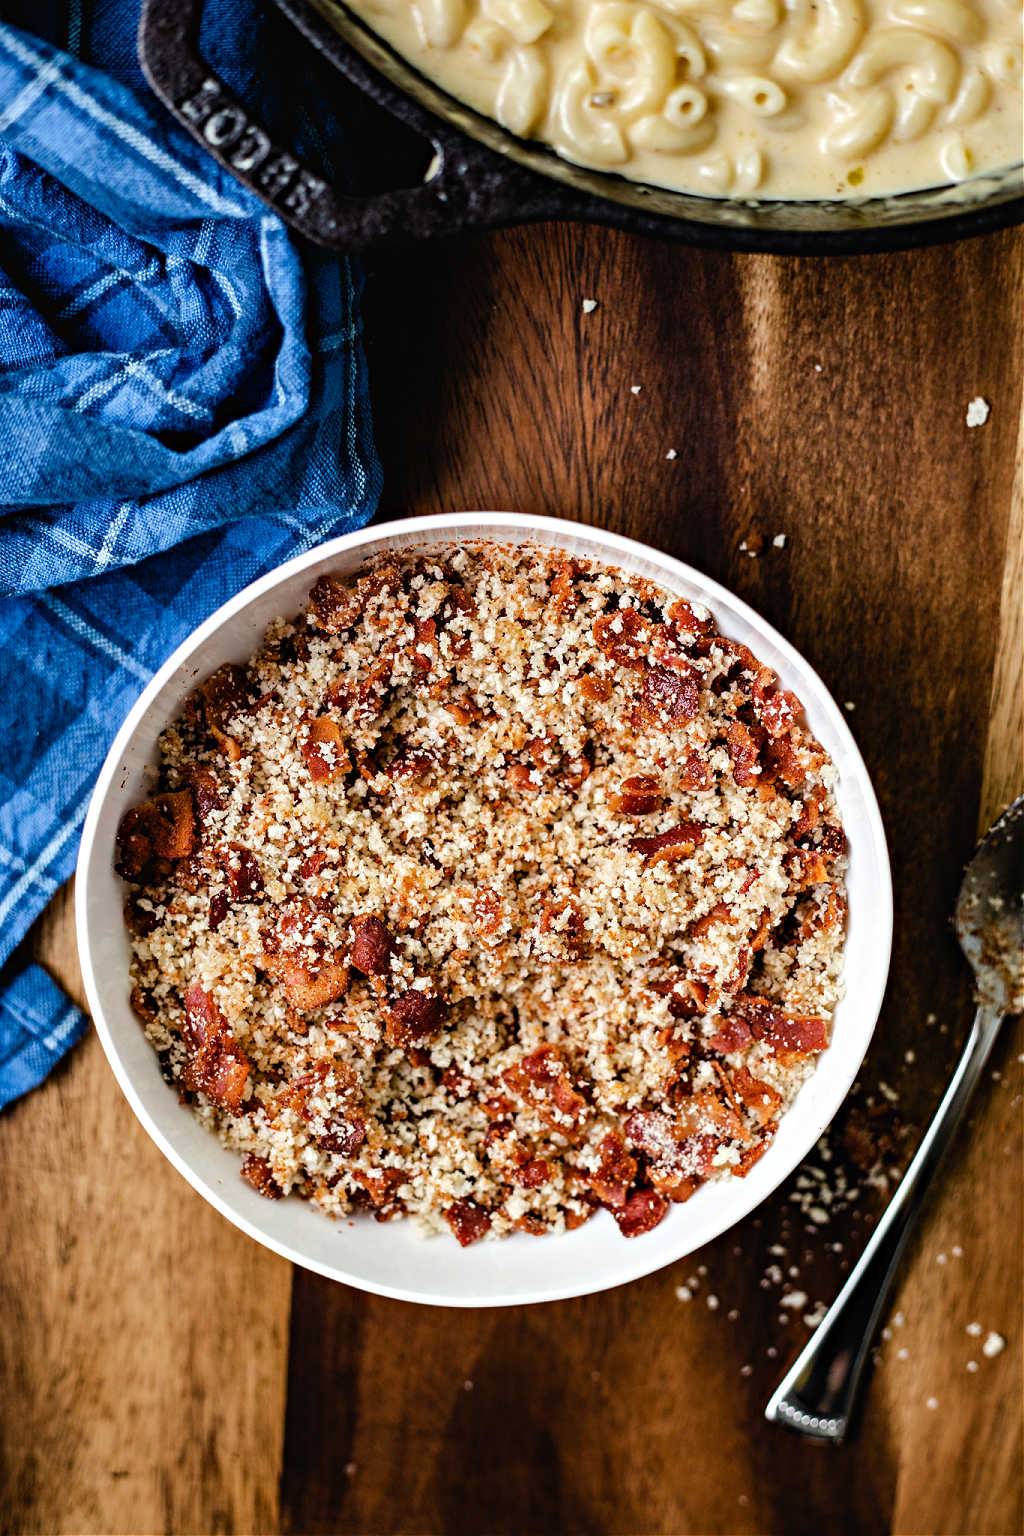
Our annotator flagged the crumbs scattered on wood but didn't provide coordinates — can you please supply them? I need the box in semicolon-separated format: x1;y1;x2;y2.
582;297;598;314
966;396;990;427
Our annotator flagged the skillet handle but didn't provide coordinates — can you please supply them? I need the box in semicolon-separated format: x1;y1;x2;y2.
137;0;575;249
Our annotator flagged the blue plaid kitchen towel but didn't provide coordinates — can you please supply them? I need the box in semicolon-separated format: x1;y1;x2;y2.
0;4;381;1109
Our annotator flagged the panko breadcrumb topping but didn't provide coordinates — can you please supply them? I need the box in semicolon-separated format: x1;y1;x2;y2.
117;544;848;1244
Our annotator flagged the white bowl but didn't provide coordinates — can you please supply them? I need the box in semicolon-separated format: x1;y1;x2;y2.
76;513;892;1306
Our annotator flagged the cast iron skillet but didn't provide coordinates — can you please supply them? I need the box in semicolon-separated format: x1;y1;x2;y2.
138;0;1024;253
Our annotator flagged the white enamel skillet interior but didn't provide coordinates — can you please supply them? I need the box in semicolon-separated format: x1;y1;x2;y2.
76;513;893;1307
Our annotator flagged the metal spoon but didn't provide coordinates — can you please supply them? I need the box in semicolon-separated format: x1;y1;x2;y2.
765;794;1024;1443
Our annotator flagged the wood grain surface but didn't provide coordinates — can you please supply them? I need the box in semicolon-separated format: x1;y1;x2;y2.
1;223;1021;1536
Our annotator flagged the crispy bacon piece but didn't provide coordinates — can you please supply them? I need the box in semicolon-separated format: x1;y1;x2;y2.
550;558;580;616
387;745;442;785
689;902;733;938
793;786;825;842
445;693;484;726
786;847;831;888
560;745;593;793
801;885;847;939
502;1046;589;1132
764;734;806;789
629;821;705;866
506;762;541;792
350;1165;406;1220
726;720;763;787
612;1186;669;1237
577;673;613;704
350;914;395;976
707;1017;754;1054
512;1153;551;1189
328;653;395;721
217;844;264;902
609;774;663;815
729;1066;782;1125
263;899;349;1011
115;790;195;881
820;825;847;857
208;891;228;932
734;994;830;1056
315;1116;367;1156
200;664;254;760
309;574;359;633
679;751;711;790
130;985;157;1024
182;982;250;1112
301;717;350;784
735;1130;775;1176
634;663;699;729
300;850;326;879
666;598;715;640
751;668;801;738
385;987;447;1049
588;1132;638;1209
445;1197;492;1247
123;896;158;937
187;768;223;830
241;1153;282;1198
592;609;651;669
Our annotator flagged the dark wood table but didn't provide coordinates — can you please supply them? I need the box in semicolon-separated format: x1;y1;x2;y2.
2;223;1021;1536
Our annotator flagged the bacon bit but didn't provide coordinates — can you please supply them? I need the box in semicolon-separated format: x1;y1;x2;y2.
315;1115;367;1156
300;850;326;879
514;1155;551;1189
309;574;360;633
387;745;441;785
506;762;542;792
386;988;447;1049
327;654;394;721
593;609;651;668
241;1153;282;1198
550;558;580;616
738;867;760;895
764;734;806;788
612;1186;669;1237
445;1198;492;1247
130;985;157;1024
689;902;733;938
123;896;158;937
609;774;663;815
216;844;264;902
786;847;831;888
629;821;705;866
633;663;699;729
666;598;715;639
729;1066;783;1124
735;1130;775;1176
200;664;254;760
208;890;228;931
350;914;395;975
263;900;349;1010
414;617;437;646
515;1211;550;1236
301;716;350;783
679;751;711;791
748;907;773;952
820;825;847;857
187;768;223;828
472;887;506;945
350;1165;406;1220
560;745;593;793
577;673;614;703
735;994;830;1055
751;669;801;738
115;790;195;880
442;1066;472;1099
589;1132;637;1209
801;885;847;939
726;720;763;787
707;1017;754;1054
484;1119;513;1153
445;694;484;726
723;943;752;995
182;982;250;1112
502;1046;589;1132
793;786;825;841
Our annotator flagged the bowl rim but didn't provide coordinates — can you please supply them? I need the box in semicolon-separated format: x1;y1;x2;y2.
76;511;893;1305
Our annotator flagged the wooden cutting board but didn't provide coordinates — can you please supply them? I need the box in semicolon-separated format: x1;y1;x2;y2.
1;224;1021;1536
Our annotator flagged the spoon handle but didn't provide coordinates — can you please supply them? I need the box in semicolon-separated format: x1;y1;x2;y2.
764;1001;1004;1442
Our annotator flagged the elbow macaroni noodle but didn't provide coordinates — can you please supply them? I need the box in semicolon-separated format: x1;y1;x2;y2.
353;0;1023;196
